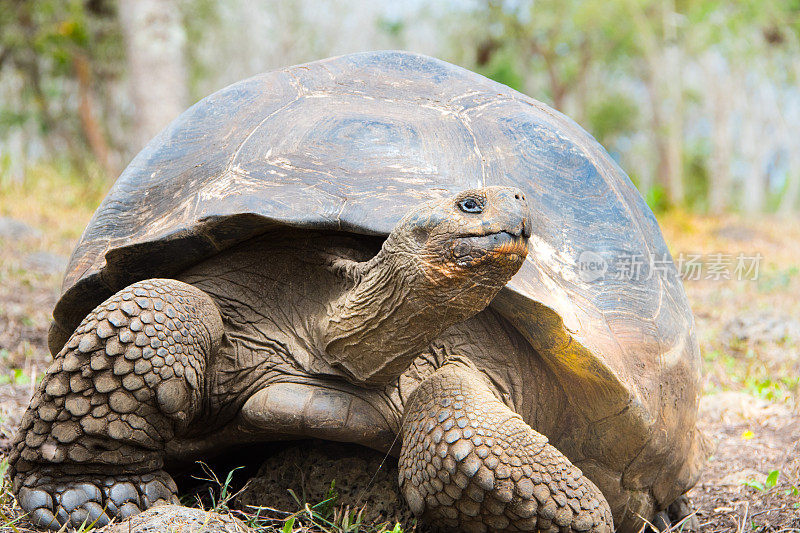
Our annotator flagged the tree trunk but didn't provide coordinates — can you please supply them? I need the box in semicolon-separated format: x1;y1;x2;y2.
73;53;118;179
118;0;188;153
777;61;800;216
642;56;679;205
661;17;684;206
778;163;800;215
741;107;766;214
633;2;684;207
708;57;733;214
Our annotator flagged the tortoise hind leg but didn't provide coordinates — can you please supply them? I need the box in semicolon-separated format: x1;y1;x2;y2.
8;279;223;530
399;358;613;533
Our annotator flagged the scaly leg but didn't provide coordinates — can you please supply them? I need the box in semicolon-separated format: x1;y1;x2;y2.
8;279;223;530
399;359;613;533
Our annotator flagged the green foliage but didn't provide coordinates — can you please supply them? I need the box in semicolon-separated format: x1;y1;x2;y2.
377;17;405;38
766;469;780;488
645;185;669;213
440;0;800;213
0;368;32;386
745;376;799;402
0;458;22;533
0;0;123;168
320;480;339;519
1;0;800;213
477;48;524;92
239;477;409;533
180;0;221;103
743;478;766;491
586;94;638;145
742;469;780;491
454;0;635;107
182;463;409;533
757;265;799;293
683;141;711;212
191;462;245;513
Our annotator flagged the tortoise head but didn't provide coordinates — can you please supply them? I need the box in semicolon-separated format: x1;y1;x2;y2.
322;186;531;384
384;186;531;293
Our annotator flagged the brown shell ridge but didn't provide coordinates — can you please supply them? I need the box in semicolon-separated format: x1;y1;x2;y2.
226;96;303;173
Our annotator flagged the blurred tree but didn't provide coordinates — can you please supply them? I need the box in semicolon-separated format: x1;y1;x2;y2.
628;0;685;206
702;52;733;214
443;0;689;204
447;0;636;124
0;0;123;178
444;0;800;213
118;0;188;152
0;0;798;214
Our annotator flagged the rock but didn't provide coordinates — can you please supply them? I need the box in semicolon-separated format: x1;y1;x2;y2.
102;504;251;533
718;468;766;488
0;217;41;240
723;311;800;345
713;224;759;242
23;251;68;275
699;391;792;429
238;440;416;527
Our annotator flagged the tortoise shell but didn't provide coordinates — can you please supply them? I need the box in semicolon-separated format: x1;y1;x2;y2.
52;51;703;512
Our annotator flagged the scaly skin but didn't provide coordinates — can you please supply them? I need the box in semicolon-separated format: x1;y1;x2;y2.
399;359;613;533
8;279;223;530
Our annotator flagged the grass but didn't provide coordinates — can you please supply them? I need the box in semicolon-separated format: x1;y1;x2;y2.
0;458;409;533
0;163;107;252
184;462;410;533
171;462;409;533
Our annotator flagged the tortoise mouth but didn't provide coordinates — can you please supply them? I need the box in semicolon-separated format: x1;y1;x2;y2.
451;231;528;267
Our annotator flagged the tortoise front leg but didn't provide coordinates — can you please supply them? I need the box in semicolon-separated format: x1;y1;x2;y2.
399;358;613;533
8;279;223;530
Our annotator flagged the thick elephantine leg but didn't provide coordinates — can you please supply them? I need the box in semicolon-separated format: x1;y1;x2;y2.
8;279;223;530
399;359;613;533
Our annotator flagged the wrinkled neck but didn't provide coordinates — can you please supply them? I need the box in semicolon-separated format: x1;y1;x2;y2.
321;245;433;384
320;237;504;385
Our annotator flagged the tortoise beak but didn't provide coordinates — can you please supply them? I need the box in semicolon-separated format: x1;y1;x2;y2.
521;216;532;239
489;186;532;239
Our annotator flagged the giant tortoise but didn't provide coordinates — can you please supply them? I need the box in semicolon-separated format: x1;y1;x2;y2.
9;51;706;532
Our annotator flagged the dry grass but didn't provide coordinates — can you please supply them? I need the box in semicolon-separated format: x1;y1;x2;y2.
0;170;798;531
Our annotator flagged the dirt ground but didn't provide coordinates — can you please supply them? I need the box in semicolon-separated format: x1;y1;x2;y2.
0;178;798;532
657;215;800;532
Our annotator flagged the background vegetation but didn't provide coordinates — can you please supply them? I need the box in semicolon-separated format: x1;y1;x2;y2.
1;0;799;213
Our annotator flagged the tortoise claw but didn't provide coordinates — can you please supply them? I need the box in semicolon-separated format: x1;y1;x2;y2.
15;470;178;530
651;511;670;532
667;495;699;531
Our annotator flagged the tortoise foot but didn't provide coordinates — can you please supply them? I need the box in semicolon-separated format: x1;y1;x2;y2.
649;494;699;532
6;279;222;530
666;495;698;531
15;469;179;531
399;358;613;533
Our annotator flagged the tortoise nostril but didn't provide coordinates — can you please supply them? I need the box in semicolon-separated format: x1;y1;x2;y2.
514;194;520;200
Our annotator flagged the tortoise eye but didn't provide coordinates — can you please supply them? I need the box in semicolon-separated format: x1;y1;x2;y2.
458;197;483;214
